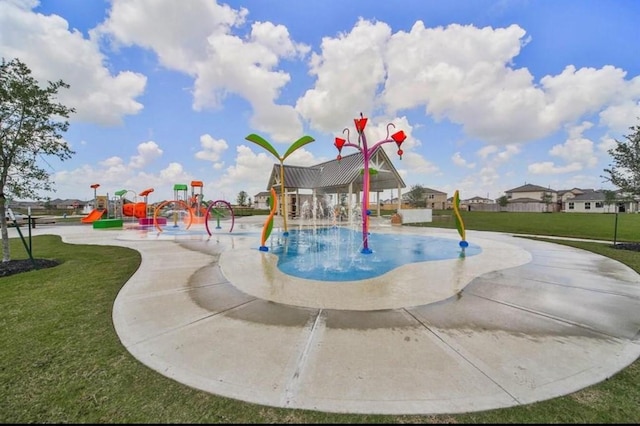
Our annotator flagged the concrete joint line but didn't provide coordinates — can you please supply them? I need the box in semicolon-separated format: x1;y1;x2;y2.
282;309;326;407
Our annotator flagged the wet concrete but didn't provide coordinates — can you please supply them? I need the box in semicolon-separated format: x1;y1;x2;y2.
12;218;640;415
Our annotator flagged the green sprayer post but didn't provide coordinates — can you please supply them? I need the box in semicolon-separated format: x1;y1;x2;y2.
14;221;36;268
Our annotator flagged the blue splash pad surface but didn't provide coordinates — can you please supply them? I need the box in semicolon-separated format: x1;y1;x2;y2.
271;226;482;282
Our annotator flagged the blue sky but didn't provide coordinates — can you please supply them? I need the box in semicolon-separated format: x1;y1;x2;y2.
2;0;640;204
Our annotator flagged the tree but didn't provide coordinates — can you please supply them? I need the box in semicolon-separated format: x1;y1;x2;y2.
602;189;618;213
602;121;640;198
497;195;509;210
541;192;553;213
236;190;248;207
0;58;75;262
405;184;426;207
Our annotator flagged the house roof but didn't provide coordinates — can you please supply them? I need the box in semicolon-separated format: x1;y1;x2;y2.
266;146;406;193
557;188;588;196
508;197;544;203
270;164;321;191
506;183;556;193
571;191;607;202
421;187;447;195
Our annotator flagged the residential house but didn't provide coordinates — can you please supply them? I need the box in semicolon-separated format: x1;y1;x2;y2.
465;196;494;211
613;191;640;213
446;197;466;211
397;187;448;210
561;189;636;213
502;185;637;214
444;195;495;211
10;198;87;211
505;184;558;212
253;191;272;210
557;188;587;211
420;187;448;210
562;190;608;213
379;197;411;210
465;196;494;205
49;198;87;210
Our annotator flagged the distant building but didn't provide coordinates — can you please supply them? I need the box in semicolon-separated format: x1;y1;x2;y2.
465;196;494;205
413;187;447;210
10;199;87;211
559;188;636;213
253;191;272;210
505;183;558;212
500;184;638;213
445;195;494;212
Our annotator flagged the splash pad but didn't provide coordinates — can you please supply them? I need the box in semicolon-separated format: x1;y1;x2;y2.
103;114;640;415
218;216;531;310
105;213;640;415
270;225;481;282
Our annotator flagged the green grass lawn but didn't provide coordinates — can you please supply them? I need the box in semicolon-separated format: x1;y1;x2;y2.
424;210;640;242
1;213;639;423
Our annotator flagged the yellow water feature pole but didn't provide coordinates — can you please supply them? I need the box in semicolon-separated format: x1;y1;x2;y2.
452;190;469;254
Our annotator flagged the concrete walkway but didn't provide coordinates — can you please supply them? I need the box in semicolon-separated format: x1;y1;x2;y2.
12;218;640;415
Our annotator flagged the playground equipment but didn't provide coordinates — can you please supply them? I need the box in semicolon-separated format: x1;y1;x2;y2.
152;182;235;235
79;183;123;228
206;199;235;234
82;184;170;228
120;187;168;226
118;189;140;218
81;184;107;223
153;184;194;232
188;181;208;223
187;181;236;232
115;189;135;221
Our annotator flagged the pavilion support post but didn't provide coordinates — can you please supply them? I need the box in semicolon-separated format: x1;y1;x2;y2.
348;183;353;223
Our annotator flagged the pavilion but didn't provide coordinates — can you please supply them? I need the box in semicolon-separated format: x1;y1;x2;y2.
264;146;406;220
